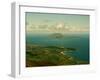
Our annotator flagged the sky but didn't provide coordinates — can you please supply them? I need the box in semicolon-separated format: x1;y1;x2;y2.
25;12;89;33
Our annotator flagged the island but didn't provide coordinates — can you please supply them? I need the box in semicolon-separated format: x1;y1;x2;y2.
26;44;89;67
49;33;64;39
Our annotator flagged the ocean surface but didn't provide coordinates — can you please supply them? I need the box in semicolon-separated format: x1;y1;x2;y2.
26;32;89;61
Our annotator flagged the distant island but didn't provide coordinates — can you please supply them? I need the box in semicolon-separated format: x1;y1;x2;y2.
49;33;64;39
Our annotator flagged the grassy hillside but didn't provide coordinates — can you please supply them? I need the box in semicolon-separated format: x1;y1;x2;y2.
26;44;89;67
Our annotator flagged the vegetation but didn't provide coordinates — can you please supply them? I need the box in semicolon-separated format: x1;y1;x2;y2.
26;44;89;67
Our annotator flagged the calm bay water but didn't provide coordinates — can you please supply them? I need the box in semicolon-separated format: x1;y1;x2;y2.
26;33;89;61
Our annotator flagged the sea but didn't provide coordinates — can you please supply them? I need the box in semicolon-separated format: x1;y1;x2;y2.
26;32;89;61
